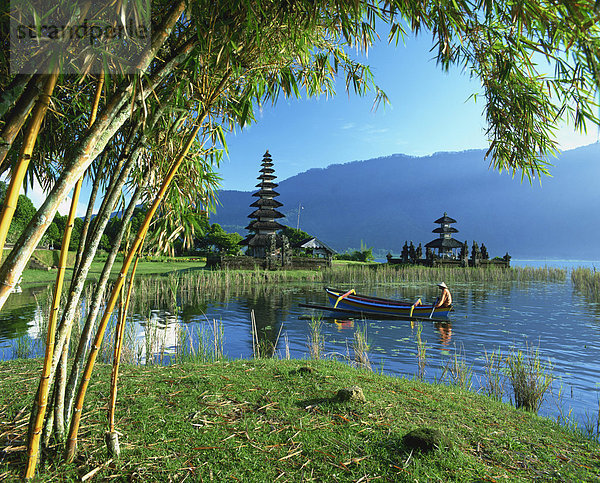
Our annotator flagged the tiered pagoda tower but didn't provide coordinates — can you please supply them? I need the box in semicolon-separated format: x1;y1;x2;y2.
240;150;286;258
425;212;463;258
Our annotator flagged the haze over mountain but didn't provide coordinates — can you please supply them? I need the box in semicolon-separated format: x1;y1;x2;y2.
211;143;600;259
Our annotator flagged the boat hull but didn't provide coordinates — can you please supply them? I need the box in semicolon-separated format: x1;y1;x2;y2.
325;288;452;318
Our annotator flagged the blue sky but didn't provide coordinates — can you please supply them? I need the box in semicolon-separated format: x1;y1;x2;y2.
219;33;598;192
19;32;598;214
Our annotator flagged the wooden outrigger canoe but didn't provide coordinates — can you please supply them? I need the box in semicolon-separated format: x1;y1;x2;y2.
298;302;451;323
324;287;452;318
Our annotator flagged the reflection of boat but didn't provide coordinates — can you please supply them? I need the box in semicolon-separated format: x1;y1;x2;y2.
324;287;452;318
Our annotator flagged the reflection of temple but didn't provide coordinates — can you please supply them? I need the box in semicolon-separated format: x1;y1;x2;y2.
240;150;287;259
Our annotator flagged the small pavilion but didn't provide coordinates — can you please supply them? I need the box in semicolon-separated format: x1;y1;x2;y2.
293;237;336;259
425;212;463;258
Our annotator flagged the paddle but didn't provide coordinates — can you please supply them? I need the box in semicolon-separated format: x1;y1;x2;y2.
429;298;438;319
409;298;421;318
334;289;355;308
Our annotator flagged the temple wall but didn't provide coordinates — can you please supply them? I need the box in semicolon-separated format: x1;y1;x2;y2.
207;255;331;270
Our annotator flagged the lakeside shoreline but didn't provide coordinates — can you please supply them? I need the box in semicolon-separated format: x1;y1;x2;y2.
1;358;599;481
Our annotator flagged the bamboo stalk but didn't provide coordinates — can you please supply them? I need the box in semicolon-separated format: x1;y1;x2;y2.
23;172;80;479
24;73;103;479
0;4;190;311
72;71;105;275
106;239;142;457
0;74;45;170
65;116;206;462
63;176;149;421
0;70;58;261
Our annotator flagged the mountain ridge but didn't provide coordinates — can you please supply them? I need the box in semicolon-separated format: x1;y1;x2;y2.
212;143;600;259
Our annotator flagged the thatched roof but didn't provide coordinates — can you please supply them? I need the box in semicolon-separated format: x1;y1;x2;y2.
432;227;459;234
257;174;277;181
425;238;464;249
246;220;285;231
255;181;278;189
239;233;285;247
252;189;280;197
250;198;283;208
434;212;457;224
248;209;285;219
293;237;336;254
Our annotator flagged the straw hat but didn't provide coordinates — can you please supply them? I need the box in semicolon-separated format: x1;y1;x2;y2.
437;282;448;289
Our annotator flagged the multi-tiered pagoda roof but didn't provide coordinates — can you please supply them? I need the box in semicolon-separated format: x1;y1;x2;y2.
425;212;463;257
240;151;286;255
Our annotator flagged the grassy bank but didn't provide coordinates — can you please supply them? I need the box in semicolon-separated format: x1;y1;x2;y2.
18;259;567;288
18;258;208;286
1;359;598;481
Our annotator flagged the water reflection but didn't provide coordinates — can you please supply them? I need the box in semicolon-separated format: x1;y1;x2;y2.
2;278;600;429
434;322;453;346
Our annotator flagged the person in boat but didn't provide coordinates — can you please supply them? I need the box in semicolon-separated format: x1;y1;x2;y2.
435;282;452;308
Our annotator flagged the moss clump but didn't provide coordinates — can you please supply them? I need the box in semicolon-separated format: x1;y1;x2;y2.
402;427;448;452
335;385;366;403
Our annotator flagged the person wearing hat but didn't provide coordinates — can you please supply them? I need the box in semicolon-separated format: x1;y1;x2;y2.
435;282;452;308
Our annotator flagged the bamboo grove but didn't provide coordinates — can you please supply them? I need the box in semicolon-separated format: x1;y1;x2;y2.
1;0;600;478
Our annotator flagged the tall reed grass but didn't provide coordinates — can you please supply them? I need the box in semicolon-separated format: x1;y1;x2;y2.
352;324;371;370
175;318;224;363
571;267;600;301
441;344;473;390
307;316;324;360
323;264;567;285
505;343;554;412
414;322;427;380
129;265;567;309
482;348;505;402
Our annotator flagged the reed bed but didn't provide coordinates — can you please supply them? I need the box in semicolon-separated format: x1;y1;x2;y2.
323;264;567;285
130;264;567;307
571;267;600;301
414;322;427;380
307;316;324;360
440;344;473;391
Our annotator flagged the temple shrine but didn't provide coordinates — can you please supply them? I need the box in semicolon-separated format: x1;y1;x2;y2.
239;150;287;258
425;212;464;258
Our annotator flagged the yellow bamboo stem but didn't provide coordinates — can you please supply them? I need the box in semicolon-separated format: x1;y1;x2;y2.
24;73;103;479
0;70;58;261
65;71;230;461
23;176;81;479
108;243;142;434
65;118;205;462
109;286;126;434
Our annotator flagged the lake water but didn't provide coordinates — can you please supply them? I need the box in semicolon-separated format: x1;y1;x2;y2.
1;264;599;432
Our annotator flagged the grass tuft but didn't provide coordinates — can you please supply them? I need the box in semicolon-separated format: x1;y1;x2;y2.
506;343;554;412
